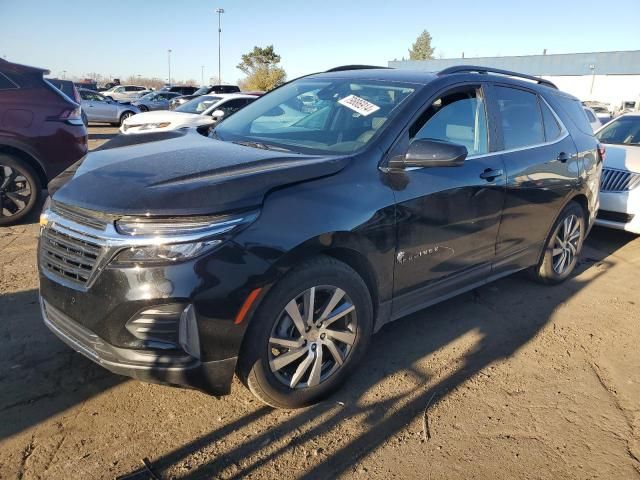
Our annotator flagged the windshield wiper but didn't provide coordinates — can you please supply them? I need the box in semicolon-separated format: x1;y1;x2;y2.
232;140;297;153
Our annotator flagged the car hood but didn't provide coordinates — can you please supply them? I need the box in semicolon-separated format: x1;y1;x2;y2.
603;144;640;174
50;130;349;216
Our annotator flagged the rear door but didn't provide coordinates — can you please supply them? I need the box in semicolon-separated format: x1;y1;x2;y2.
390;83;506;316
487;83;580;274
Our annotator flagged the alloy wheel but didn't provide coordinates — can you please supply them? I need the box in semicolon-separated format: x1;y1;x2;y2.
552;214;582;274
120;112;133;124
269;286;357;389
0;165;32;220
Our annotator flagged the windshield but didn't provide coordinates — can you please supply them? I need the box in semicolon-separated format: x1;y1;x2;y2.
214;78;416;154
596;116;640;146
139;92;155;101
194;86;210;95
176;95;222;114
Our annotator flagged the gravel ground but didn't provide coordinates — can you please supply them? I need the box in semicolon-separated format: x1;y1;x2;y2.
0;126;639;479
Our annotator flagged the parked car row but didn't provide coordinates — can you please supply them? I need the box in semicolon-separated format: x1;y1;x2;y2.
120;93;258;134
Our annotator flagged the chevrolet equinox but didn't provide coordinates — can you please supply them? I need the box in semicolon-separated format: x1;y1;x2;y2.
38;66;602;408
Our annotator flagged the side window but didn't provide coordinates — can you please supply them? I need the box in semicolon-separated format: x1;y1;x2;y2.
584;109;596;122
411;87;488;156
540;98;562;141
494;86;544;150
115;86;124;93
552;94;593;135
216;98;248;116
79;90;91;100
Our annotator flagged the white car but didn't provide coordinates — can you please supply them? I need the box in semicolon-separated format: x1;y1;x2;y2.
594;113;640;234
583;107;602;132
120;93;257;134
101;85;149;102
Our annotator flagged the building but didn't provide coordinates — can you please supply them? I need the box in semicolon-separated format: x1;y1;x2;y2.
389;50;640;109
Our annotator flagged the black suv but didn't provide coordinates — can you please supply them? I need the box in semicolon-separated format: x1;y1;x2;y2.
38;66;602;408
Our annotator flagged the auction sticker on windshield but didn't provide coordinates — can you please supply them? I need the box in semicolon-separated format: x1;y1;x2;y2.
338;95;380;116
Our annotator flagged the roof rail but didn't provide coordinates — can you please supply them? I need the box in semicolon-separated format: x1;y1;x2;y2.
438;65;557;89
325;65;390;72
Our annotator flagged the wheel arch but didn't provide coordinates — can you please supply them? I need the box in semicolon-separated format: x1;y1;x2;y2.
0;143;47;187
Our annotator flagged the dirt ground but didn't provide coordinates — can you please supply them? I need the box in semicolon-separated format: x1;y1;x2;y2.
0;126;639;479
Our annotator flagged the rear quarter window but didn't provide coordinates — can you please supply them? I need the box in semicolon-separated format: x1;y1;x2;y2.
0;72;19;90
553;94;594;135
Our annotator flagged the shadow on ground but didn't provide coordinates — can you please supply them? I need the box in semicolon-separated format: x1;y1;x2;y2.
117;229;630;479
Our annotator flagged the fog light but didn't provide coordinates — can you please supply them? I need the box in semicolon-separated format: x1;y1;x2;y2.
179;304;201;359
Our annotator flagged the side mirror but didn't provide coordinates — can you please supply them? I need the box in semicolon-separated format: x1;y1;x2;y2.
211;109;225;120
389;138;467;169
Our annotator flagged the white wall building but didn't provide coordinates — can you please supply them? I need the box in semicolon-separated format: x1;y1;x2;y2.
389;50;640;110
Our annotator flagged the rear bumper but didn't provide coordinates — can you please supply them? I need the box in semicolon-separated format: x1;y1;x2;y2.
41;298;236;395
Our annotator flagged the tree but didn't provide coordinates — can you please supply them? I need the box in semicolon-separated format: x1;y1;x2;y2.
237;45;287;91
408;30;435;60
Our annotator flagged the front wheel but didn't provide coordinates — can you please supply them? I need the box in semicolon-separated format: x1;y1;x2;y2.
119;111;135;126
237;256;373;408
529;201;586;284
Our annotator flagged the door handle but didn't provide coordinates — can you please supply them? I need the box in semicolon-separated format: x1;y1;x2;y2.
479;168;504;181
557;152;570;163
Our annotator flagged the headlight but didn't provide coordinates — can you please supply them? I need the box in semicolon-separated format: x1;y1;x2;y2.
111;212;257;266
128;122;170;131
113;240;222;264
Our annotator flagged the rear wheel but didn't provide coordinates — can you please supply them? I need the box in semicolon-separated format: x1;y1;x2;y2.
119;111;135;126
139;105;148;112
529;201;585;284
0;154;41;226
237;256;373;408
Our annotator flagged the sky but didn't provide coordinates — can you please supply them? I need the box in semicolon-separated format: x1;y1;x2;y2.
1;0;639;85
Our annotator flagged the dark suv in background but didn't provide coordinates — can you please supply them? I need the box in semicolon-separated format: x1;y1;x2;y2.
39;66;601;408
0;59;87;225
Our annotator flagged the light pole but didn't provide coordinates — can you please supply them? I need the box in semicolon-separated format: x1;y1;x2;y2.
167;49;172;86
215;8;224;83
589;64;596;96
201;65;205;86
62;70;66;79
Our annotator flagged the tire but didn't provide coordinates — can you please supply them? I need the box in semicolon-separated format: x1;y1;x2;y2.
139;105;148;112
119;111;135;126
237;256;373;409
0;154;41;226
529;201;586;284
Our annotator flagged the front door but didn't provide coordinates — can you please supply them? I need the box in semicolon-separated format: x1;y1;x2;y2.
390;84;506;317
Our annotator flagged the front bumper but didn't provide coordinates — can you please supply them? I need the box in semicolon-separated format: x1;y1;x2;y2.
41;297;236;394
595;190;640;234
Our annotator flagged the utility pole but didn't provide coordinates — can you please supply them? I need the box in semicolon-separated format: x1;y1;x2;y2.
215;8;224;83
167;49;172;86
589;64;596;96
201;65;205;86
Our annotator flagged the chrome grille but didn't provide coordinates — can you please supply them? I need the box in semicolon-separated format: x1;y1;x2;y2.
600;168;640;192
51;201;108;231
40;226;102;287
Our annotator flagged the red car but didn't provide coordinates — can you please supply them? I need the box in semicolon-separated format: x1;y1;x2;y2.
0;59;87;225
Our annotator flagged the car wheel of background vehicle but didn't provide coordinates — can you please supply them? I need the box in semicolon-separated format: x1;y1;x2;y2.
119;111;135;126
0;154;41;226
237;256;373;409
139;105;148;112
529;201;585;284
81;111;88;126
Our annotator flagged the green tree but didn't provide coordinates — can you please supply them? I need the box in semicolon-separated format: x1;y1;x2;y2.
408;30;435;60
237;45;287;91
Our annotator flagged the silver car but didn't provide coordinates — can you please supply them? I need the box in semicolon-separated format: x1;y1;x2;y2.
78;89;141;126
132;91;182;112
